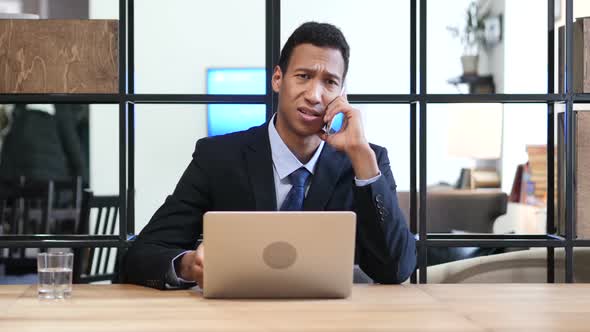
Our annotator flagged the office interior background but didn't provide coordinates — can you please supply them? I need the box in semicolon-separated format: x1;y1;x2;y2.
1;0;590;284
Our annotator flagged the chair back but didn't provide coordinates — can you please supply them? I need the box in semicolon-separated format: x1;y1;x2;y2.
0;178;52;273
74;189;120;283
0;176;83;235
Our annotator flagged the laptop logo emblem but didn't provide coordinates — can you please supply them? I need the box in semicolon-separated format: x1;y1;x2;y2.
262;241;297;269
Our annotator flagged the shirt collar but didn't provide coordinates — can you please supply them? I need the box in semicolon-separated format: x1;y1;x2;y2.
268;114;324;181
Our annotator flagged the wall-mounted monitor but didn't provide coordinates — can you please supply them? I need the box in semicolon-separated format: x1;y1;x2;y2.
207;68;266;137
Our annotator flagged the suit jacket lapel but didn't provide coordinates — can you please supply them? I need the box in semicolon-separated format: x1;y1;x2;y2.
304;144;346;211
243;123;277;211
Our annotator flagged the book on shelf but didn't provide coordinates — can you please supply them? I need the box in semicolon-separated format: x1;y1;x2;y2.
523;145;557;206
557;112;590;238
558;17;590;93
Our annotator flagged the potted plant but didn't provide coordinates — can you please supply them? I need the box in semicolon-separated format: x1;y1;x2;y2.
447;1;485;75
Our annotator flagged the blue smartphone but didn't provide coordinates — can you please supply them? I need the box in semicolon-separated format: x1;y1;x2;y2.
326;112;344;135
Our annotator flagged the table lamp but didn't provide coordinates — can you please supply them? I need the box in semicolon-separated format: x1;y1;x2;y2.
447;103;503;189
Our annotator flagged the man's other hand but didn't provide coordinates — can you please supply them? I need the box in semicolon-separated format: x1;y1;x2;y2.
179;243;205;288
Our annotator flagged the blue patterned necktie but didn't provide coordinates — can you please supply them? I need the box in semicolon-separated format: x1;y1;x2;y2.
280;167;311;211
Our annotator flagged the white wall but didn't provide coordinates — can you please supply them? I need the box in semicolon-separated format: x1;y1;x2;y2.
500;0;548;191
480;0;505;94
90;0;265;231
426;0;476;186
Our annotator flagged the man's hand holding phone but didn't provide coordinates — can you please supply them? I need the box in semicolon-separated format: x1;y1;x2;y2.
319;86;380;181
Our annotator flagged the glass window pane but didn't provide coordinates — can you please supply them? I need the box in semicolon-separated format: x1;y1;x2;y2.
207;68;266;135
574;0;590;24
429;0;548;94
90;0;118;19
135;104;267;232
425;103;550;235
281;0;410;94
133;0;265;94
426;103;504;235
360;104;411;232
0;103;119;236
361;104;410;192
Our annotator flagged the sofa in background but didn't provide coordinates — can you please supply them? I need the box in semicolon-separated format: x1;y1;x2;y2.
396;190;508;233
426;247;590;283
396;190;509;266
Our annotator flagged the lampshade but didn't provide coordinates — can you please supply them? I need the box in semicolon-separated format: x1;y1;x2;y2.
447;103;503;160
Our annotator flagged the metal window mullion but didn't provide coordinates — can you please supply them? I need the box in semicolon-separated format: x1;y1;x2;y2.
418;0;427;284
547;0;556;284
265;0;280;120
118;0;129;284
564;0;575;284
128;0;136;237
409;0;418;285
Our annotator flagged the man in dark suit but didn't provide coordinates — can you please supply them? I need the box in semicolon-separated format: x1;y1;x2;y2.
125;22;416;290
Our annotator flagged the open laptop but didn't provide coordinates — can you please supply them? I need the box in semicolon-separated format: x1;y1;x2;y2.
203;211;356;299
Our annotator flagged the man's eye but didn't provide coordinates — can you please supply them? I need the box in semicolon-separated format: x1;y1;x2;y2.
297;74;310;79
327;79;338;86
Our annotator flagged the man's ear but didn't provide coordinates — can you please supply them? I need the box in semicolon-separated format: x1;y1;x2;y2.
271;65;282;93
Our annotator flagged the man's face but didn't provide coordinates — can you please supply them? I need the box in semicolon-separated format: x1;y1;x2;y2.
272;44;345;139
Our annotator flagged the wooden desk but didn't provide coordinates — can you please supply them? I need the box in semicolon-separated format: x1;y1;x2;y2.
1;284;590;331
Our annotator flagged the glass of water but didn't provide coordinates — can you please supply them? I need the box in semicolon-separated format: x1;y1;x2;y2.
37;252;73;299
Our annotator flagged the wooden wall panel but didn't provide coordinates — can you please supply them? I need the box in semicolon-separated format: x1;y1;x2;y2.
573;18;590;93
558;111;590;238
0;19;118;93
558;17;590;93
576;112;590;238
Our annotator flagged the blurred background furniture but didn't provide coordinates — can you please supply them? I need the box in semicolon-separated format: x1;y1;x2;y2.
0;176;82;275
447;74;496;93
447;103;503;190
73;190;120;284
493;202;546;234
0;178;51;274
397;190;508;233
397;190;509;266
427;247;590;283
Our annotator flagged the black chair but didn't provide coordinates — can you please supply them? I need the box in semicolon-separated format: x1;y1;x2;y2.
0;178;23;236
0;175;82;236
74;189;120;283
51;176;83;234
0;178;52;274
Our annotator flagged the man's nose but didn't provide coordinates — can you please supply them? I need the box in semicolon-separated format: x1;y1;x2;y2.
303;81;322;105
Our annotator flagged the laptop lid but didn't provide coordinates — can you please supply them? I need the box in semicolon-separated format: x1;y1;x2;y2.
203;211;356;299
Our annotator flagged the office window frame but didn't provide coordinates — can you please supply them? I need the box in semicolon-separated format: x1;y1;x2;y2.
0;0;580;284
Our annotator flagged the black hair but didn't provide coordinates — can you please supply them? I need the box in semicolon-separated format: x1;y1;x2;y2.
278;22;350;80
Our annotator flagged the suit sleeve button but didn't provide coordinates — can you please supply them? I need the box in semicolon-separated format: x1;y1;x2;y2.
375;194;384;203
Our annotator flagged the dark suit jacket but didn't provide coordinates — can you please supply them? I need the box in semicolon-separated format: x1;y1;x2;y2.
125;122;416;289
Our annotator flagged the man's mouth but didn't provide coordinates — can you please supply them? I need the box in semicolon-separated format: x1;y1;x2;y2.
297;107;321;118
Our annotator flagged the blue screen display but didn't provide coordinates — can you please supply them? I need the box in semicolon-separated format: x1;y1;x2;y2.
207;68;266;137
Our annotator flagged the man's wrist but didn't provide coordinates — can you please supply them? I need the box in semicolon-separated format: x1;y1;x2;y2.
167;251;197;287
178;250;195;281
348;144;379;180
